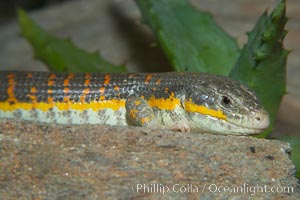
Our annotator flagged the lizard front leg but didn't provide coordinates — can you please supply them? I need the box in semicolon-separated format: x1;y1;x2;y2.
125;97;159;127
125;97;190;132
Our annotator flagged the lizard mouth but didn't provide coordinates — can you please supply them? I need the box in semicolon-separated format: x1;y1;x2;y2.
191;111;270;135
220;120;268;135
225;110;270;135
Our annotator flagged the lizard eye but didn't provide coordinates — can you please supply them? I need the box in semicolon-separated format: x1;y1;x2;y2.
221;96;231;106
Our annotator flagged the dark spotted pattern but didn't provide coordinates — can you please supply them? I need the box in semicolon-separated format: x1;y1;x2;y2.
0;71;265;122
0;72;187;103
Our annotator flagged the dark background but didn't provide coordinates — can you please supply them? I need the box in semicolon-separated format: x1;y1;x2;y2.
0;0;70;24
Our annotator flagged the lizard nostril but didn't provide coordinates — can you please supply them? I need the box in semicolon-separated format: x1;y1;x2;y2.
253;111;270;129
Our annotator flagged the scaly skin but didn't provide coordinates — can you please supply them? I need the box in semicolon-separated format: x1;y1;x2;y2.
0;71;269;135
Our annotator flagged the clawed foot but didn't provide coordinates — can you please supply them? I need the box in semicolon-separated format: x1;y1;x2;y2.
170;124;191;132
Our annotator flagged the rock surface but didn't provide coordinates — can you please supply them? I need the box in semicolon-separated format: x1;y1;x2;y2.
0;120;299;199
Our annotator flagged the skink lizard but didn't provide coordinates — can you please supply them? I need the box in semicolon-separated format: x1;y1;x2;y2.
0;71;269;135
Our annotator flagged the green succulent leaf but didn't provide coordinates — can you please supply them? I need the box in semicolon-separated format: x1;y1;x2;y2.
135;0;240;75
18;9;126;73
229;0;288;138
279;136;300;178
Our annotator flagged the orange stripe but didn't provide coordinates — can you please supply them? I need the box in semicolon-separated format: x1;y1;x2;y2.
27;94;37;102
128;74;136;78
63;96;70;102
99;87;106;101
104;74;110;85
99;87;105;94
155;79;161;85
63;88;70;93
100;96;105;101
49;74;56;79
114;85;120;91
85;73;91;85
26;73;33;79
28;86;38;107
47;89;53;94
83;88;90;94
185;99;227;120
68;73;75;79
63;79;69;86
63;73;74;86
7;73;14;79
30;87;37;94
7;73;17;103
80;88;90;102
145;74;152;84
48;80;55;86
47;97;54;104
147;92;180;110
0;99;126;112
48;74;56;87
85;79;90;85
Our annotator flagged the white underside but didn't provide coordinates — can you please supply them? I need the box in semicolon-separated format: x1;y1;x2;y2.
0;106;260;135
0;105;188;127
0;107;128;126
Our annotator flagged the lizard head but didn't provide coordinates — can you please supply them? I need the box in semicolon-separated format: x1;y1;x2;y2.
185;73;269;135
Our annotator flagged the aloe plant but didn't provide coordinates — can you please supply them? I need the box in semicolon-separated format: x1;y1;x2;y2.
18;9;126;73
229;0;288;138
135;0;240;75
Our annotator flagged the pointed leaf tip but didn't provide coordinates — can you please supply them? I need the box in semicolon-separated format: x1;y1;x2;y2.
230;0;288;138
271;0;286;22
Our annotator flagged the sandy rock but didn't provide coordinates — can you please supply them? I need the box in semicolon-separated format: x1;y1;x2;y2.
0;120;299;199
